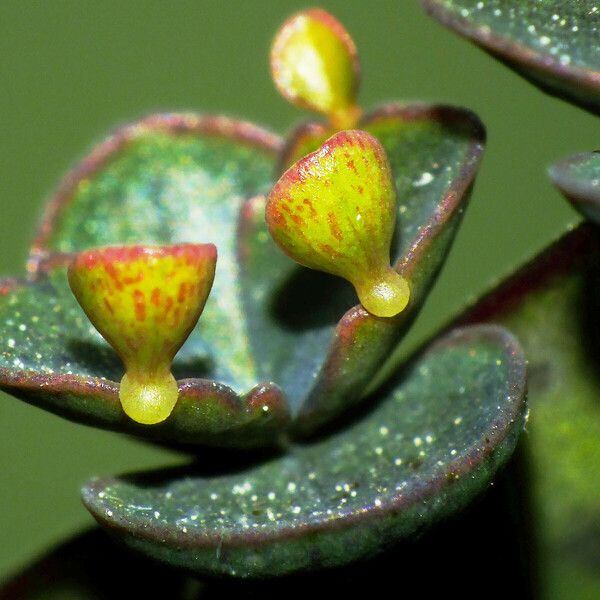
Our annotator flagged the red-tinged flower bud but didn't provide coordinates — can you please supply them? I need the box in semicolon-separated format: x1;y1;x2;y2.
68;244;217;424
266;130;409;318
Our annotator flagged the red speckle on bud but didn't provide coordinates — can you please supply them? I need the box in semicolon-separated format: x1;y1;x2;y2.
266;130;410;318
68;243;217;424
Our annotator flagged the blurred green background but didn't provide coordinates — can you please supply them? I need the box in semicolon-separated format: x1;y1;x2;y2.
0;0;597;581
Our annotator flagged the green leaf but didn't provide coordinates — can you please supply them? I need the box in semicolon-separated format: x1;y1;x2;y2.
2;106;483;438
421;0;600;114
82;324;526;578
462;224;600;599
29;113;282;396
549;151;600;222
0;488;534;598
0;267;289;448
289;104;485;433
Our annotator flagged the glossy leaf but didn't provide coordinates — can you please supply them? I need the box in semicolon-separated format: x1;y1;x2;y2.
2;105;484;435
0;267;289;448
462;224;600;599
82;324;526;578
293;104;485;433
421;0;600;114
549;151;600;223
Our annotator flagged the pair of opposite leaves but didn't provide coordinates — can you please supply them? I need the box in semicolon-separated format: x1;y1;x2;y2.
69;129;408;425
68;10;410;426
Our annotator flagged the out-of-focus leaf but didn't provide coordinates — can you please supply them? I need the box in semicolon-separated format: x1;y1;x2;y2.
549;151;600;222
463;224;600;599
294;104;485;433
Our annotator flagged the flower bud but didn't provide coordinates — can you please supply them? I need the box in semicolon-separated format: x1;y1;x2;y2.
266;130;409;318
68;244;217;424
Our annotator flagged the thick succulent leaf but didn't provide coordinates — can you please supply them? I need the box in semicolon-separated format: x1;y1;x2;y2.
289;104;485;432
29;113;282;396
242;104;484;425
0;475;536;600
421;0;600;114
82;324;526;578
549;151;600;222
0;268;289;448
237;194;353;409
0;475;535;599
12;106;483;436
461;224;600;599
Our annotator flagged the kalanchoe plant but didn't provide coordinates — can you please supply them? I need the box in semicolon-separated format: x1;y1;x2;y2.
0;7;531;587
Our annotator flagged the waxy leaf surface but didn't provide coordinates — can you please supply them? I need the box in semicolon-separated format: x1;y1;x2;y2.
1;106;484;437
290;104;485;432
82;324;526;578
0;267;289;448
30;113;281;396
422;0;600;114
549;151;600;223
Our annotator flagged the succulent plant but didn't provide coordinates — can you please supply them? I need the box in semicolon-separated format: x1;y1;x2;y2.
0;6;530;584
2;2;598;597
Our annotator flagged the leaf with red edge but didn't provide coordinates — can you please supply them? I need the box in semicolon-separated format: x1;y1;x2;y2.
288;104;485;433
0;266;289;448
421;0;600;115
28;113;282;397
82;324;527;578
0;105;484;438
241;104;485;432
